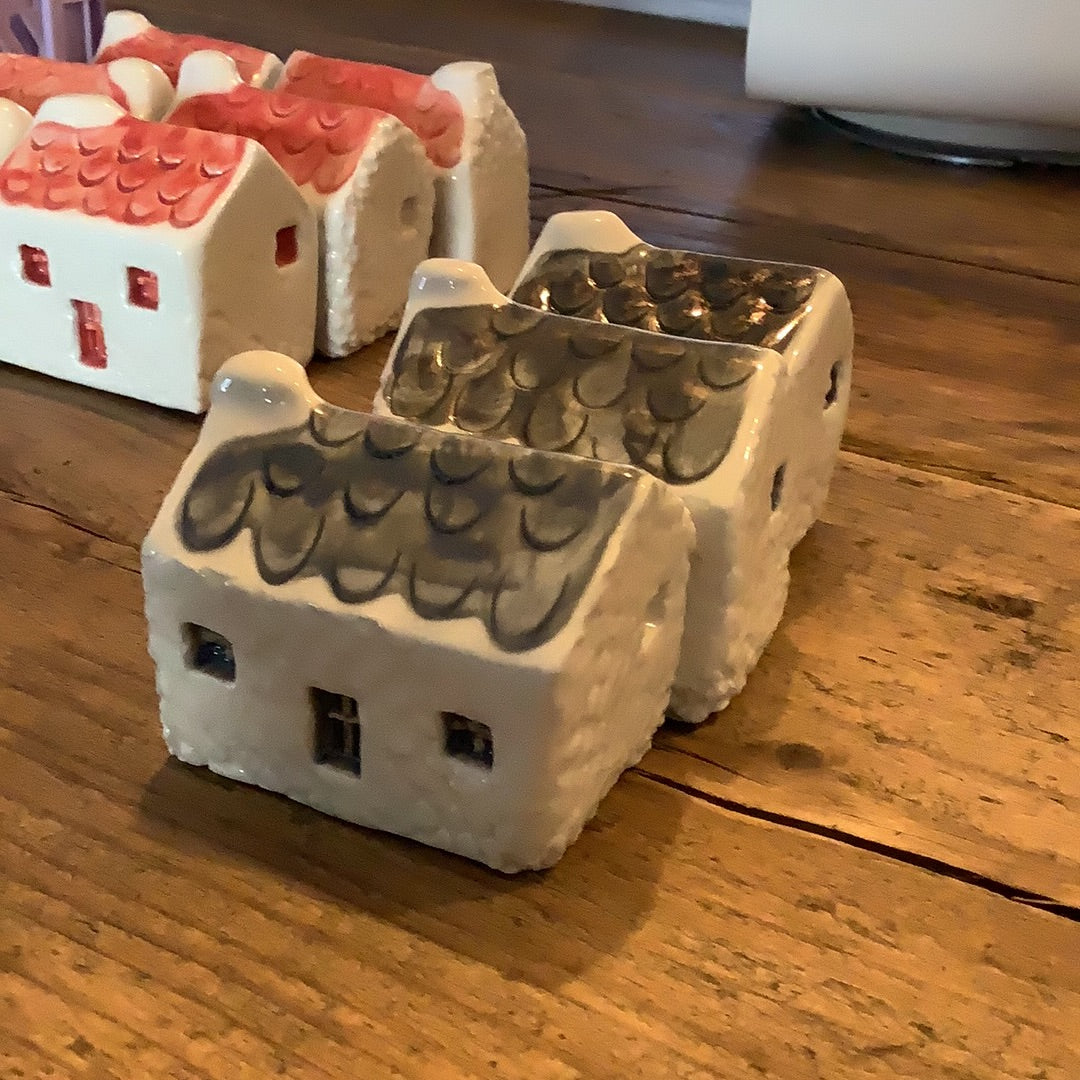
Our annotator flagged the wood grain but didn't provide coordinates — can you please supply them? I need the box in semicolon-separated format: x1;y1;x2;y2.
0;4;1074;1075
528;196;1080;509
1;495;1077;1079
0;348;1074;903
136;0;1080;283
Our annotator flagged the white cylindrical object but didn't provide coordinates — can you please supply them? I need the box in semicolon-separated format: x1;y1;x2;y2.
746;0;1080;127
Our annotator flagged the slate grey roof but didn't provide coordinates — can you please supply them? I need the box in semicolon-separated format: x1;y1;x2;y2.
384;302;763;486
512;244;821;350
178;409;640;652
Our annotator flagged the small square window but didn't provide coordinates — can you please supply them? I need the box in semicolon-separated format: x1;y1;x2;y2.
442;712;493;770
128;267;159;310
275;225;298;267
183;623;235;682
20;244;50;286
312;688;361;774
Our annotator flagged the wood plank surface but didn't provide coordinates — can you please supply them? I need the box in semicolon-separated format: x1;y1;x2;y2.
1;495;1077;1079
0;2;1076;1076
138;0;1080;283
0;343;1074;905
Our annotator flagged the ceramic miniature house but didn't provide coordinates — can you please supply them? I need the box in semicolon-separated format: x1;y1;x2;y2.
0;50;173;118
0;94;317;410
511;210;854;554
0;0;103;62
142;350;693;871
278;51;529;293
169;51;436;357
374;257;840;722
96;9;283;88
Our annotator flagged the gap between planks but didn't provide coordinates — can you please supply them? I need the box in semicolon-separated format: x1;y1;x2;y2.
0;454;1074;912
634;768;1079;923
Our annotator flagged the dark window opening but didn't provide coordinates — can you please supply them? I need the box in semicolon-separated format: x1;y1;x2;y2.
442;712;493;770
20;244;50;286
825;361;841;408
183;623;236;682
72;300;107;369
313;688;362;774
275;225;298;267
770;464;786;512
128;266;159;310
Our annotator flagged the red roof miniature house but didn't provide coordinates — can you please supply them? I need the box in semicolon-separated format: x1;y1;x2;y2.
0;50;172;118
95;9;282;88
279;50;529;293
169;51;435;357
0;93;317;411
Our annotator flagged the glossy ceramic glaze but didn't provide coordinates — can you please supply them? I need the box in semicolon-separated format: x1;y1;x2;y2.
143;349;693;870
0;93;317;410
279;51;529;292
375;252;852;721
169;51;435;357
0;51;173;118
96;9;283;87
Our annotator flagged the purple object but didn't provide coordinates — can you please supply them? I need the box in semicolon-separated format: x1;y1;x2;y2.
0;0;104;61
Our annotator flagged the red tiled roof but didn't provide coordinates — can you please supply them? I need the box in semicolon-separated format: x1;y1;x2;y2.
0;54;128;112
96;26;274;86
0;116;249;228
168;84;381;195
280;52;463;169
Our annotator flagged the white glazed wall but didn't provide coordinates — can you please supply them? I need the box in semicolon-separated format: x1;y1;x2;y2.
0;204;205;409
429;62;530;294
198;153;318;405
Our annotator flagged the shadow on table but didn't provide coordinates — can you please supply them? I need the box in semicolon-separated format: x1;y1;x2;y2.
138;752;687;992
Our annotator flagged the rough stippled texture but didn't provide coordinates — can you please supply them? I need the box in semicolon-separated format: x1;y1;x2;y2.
0;53;127;111
384;302;759;485
512;245;822;350
179;406;638;651
0;116;247;227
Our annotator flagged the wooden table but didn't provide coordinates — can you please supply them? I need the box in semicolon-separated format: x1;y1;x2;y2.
2;3;1077;1076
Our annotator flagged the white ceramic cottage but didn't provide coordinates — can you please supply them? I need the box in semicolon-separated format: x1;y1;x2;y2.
373;257;839;722
278;50;529;293
169;51;436;357
0;50;173;118
96;9;283;88
512;210;854;554
0;94;317;410
142;350;694;871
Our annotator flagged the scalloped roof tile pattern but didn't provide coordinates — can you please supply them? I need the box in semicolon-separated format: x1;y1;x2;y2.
512;245;821;350
384;303;759;486
96;25;273;86
178;408;639;652
0;116;249;227
0;53;128;111
168;84;381;195
279;51;463;169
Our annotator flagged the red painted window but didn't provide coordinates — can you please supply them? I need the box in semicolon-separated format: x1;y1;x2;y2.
275;225;298;267
73;300;107;369
20;244;50;286
127;267;159;310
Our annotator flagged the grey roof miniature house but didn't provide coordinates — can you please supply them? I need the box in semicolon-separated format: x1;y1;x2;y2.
142;350;693;871
374;254;850;721
510;210;853;552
